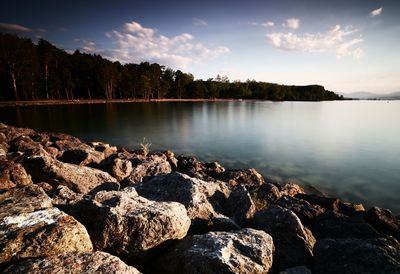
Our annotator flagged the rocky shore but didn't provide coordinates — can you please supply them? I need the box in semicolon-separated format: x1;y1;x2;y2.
0;123;399;273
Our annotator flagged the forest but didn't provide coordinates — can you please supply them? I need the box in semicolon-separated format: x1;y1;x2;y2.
0;33;343;101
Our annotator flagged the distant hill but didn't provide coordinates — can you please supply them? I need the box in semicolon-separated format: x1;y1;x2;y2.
340;91;400;100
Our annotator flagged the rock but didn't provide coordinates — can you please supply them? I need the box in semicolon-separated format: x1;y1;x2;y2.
3;251;141;274
0;160;32;189
277;195;325;227
0;207;93;264
279;266;312;274
253;205;316;270
155;228;274;274
0;124;35;143
8;135;42;153
279;182;305;197
249;183;282;211
216;168;265;187
365;206;400;240
87;141;117;159
0;185;52;219
123;154;171;184
23;151;117;194
61;188;190;262
224;184;256;227
313;237;400;274
177;156;203;173
58;147;105;166
161;150;178;170
98;157;133;181
311;211;380;240
203;161;226;176
49;185;84;205
134;172;232;233
295;193;340;211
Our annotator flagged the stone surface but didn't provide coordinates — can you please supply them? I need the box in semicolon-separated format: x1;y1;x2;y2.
155;228;274;274
248;183;282;211
134;172;231;233
253;205;316;270
3;251;141;274
365;206;400;240
216;168;265;187
23;151;117;194
224;184;256;227
98;157;133;181
123;154;171;184
0;207;93;264
279;183;305;197
49;185;84;205
62;188;190;261
0;160;33;189
0;124;35;143
0;185;52;219
313;237;400;274
58;146;105;166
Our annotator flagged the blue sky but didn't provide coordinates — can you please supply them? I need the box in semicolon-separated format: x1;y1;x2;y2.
1;0;399;93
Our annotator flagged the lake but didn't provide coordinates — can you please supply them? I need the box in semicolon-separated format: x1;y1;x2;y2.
1;100;399;213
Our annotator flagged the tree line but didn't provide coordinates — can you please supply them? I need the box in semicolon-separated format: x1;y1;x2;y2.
0;33;343;101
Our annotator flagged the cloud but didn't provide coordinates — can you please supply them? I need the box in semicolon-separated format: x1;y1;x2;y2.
193;18;208;26
104;21;229;68
285;18;300;30
261;21;275;27
0;22;32;32
74;38;97;53
266;24;364;58
370;7;383;17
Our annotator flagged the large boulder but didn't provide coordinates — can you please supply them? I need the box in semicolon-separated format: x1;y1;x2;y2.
0;185;52;219
133;172;233;233
364;206;400;241
313;237;400;274
215;168;265;187
224;184;256;227
0;160;33;190
61;188;190;262
248;183;282;211
22;150;117;194
155;228;274;274
97;157;133;181
123;154;172;184
58;146;105;166
279;182;305;197
0;123;35;143
0;207;93;264
3;251;141;274
253;205;316;270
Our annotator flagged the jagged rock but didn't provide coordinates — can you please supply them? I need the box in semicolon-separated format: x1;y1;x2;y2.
279;266;312;274
0;124;35;142
87;141;118;159
224;184;256;226
311;211;380;240
177;156;203;173
3;251;141;274
155;228;274;274
134;172;232;233
0;207;93;264
61;188;190;261
49;185;84;205
253;205;316;270
58;145;105;166
216;168;265;187
279;183;305;197
161;150;178;170
313;237;400;274
98;157;133;181
123;154;171;184
277;195;325;227
8;135;42;153
295;193;341;211
249;183;282;211
365;206;400;240
0;185;52;219
0;160;32;189
23;151;117;194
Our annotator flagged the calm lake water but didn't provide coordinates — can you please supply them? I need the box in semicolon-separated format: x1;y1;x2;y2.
1;100;400;213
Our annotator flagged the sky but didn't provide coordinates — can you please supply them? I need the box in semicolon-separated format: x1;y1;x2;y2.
1;0;399;94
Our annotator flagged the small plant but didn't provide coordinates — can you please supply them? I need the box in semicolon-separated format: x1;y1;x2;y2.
140;137;151;157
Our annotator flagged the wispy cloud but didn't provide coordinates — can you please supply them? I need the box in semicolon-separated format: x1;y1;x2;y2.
193;18;208;26
104;21;229;68
266;24;364;59
370;7;383;17
261;21;275;27
74;38;97;53
284;18;300;30
0;22;32;32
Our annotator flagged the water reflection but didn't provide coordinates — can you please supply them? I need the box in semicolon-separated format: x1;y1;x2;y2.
1;101;399;213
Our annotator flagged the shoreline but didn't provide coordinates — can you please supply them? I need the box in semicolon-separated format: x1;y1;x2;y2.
1;123;400;273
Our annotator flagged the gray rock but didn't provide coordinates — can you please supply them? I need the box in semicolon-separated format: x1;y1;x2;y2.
23;150;117;194
134;172;232;233
253;205;316;270
0;207;93;264
62;188;190;261
155;228;274;274
313;237;400;274
224;184;256;227
3;251;141;274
